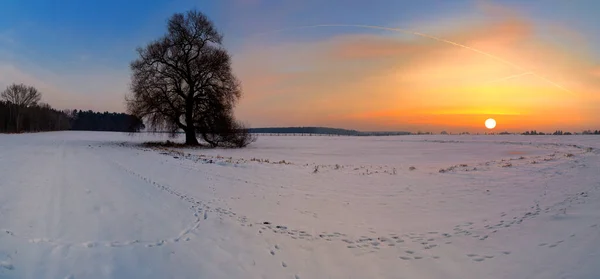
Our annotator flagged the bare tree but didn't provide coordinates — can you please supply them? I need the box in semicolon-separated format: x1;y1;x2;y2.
126;9;253;147
1;83;42;132
1;83;41;107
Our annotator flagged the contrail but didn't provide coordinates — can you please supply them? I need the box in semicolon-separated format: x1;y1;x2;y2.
486;72;570;92
486;72;534;84
251;24;572;93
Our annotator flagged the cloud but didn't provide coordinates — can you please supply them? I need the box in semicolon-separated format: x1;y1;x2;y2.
232;4;600;132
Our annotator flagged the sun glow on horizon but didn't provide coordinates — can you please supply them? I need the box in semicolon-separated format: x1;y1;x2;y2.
234;4;599;132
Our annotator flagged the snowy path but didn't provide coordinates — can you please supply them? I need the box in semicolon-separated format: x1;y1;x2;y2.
0;134;294;278
1;132;600;278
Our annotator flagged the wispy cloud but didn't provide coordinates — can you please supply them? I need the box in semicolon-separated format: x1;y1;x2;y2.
232;4;600;131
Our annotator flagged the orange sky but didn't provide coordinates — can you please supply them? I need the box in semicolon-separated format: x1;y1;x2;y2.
232;4;600;133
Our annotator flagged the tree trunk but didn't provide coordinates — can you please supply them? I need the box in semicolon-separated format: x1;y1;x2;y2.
15;110;20;133
184;97;199;145
185;128;199;145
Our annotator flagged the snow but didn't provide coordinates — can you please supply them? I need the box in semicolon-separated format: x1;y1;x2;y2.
1;131;599;279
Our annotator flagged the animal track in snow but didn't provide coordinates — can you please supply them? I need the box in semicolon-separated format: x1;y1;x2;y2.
104;142;600;265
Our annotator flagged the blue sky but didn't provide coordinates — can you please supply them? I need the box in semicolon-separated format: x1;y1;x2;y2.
0;0;599;131
0;0;480;67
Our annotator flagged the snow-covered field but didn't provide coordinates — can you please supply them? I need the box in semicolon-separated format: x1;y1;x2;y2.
1;132;599;279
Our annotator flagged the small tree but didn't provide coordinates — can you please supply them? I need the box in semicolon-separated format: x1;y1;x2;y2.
127;9;253;147
1;83;42;132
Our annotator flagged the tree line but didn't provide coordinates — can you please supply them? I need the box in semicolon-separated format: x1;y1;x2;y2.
522;130;600;135
0;100;71;133
69;110;144;132
1;83;144;133
250;127;361;136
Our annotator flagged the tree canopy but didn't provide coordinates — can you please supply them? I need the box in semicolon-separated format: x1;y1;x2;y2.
1;83;41;107
127;9;253;147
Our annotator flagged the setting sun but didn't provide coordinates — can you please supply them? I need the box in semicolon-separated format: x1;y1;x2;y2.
485;118;497;129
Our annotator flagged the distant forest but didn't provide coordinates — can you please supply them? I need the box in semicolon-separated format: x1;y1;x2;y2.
249;127;361;135
0;102;144;133
69;110;144;132
0;101;71;132
249;127;411;136
2;101;600;136
522;130;600;135
251;127;600;136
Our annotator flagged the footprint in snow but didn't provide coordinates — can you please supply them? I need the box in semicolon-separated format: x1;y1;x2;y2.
0;260;14;270
424;244;437;249
399;256;412;260
147;240;164;248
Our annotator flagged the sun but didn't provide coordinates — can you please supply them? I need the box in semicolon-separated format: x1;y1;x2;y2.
485;118;497;129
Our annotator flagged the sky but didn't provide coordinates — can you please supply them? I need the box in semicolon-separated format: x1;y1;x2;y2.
0;0;599;133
